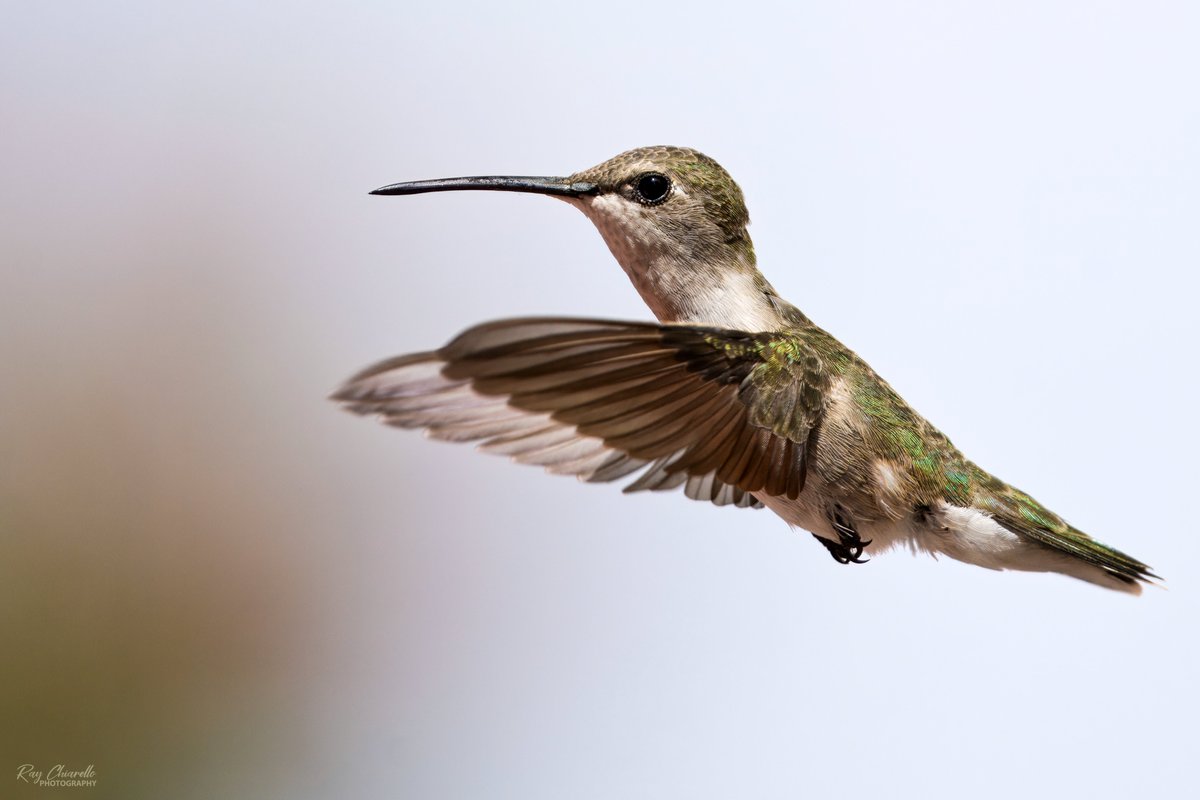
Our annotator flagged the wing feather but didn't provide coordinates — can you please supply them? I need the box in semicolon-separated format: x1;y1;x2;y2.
334;318;832;511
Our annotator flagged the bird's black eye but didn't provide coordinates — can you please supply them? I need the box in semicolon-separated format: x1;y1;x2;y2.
633;173;671;205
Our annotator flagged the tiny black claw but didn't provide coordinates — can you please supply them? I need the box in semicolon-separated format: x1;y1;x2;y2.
812;533;871;565
814;507;872;565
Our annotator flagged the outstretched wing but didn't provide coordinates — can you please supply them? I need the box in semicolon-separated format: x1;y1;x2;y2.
334;318;830;509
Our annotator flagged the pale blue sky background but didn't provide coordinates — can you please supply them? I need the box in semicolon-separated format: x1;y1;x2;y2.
3;2;1198;799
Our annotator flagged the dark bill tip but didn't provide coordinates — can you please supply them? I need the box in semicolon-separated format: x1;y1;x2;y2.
369;176;598;198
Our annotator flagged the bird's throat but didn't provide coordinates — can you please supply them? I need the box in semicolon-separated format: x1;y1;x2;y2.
570;196;789;332
626;252;789;332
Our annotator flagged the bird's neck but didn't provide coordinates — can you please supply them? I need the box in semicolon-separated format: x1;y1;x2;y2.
632;251;797;331
610;235;804;331
571;196;807;331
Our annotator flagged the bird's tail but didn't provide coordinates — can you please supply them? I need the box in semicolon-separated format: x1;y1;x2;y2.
974;483;1159;594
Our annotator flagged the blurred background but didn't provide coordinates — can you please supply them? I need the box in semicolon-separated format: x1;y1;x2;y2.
2;2;1198;798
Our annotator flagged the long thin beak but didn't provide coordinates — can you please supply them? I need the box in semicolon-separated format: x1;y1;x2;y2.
370;176;598;198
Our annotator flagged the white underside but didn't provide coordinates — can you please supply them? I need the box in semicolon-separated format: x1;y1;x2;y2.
757;494;1139;594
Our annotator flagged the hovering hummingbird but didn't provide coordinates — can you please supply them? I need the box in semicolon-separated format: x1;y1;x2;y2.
335;146;1157;594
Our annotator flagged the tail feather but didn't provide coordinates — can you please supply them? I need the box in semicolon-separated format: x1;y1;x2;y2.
973;481;1158;592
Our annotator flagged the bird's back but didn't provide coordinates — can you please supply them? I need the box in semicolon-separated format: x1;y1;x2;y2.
778;320;1155;592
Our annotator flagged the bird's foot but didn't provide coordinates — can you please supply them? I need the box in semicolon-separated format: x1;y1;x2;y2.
813;507;872;564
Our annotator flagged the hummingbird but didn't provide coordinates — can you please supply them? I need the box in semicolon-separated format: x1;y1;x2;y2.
335;146;1157;594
